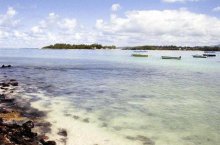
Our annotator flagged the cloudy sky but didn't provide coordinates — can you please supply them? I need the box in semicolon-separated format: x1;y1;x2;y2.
0;0;220;48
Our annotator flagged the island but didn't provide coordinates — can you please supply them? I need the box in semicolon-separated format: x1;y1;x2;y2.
42;43;116;49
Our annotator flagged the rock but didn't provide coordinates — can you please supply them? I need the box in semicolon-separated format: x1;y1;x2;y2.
45;141;56;145
126;135;155;145
73;115;79;119
137;135;155;145
0;79;56;145
0;118;3;124
0;94;6;99
0;98;15;103
58;129;67;137
102;123;108;127
0;108;11;113
22;120;35;129
7;79;19;86
126;136;136;140
10;81;18;86
40;139;56;145
0;82;10;87
83;118;89;123
1;65;12;68
0;119;56;145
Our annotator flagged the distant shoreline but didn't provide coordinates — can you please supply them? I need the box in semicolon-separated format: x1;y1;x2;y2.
123;45;220;51
42;43;220;51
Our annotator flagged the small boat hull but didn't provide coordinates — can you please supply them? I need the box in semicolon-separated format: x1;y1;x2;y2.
161;56;181;60
203;54;216;57
132;54;148;57
193;55;207;58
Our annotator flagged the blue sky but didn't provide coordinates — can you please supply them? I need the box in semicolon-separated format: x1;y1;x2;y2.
0;0;220;48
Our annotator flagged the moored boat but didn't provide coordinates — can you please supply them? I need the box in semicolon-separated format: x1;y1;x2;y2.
161;56;181;60
203;54;216;57
192;55;207;58
132;54;148;57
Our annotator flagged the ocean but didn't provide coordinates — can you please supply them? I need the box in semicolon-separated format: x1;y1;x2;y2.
0;48;219;145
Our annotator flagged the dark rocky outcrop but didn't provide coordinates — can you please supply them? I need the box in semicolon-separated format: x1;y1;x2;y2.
0;78;56;145
0;119;56;145
58;128;68;137
1;65;12;68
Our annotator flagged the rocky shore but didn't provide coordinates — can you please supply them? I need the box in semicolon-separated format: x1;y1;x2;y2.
0;66;56;145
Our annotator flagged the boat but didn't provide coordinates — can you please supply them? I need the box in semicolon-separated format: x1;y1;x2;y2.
203;54;216;57
132;54;148;57
192;55;207;58
161;56;181;60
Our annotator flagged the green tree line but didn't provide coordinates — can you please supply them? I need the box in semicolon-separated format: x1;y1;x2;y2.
123;45;220;51
43;43;116;49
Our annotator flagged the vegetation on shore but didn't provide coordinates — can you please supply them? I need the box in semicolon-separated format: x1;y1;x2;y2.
43;43;220;51
42;43;116;49
123;45;220;51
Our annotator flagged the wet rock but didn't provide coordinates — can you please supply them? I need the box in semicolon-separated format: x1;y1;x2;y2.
0;118;3;124
0;94;6;99
0;119;49;145
40;139;56;145
58;128;67;137
0;98;15;103
1;65;12;68
126;135;155;145
0;108;11;113
137;135;155;145
10;81;18;86
0;79;18;87
0;82;10;87
21;108;46;119
102;123;108;127
23;120;35;129
73;115;79;120
113;126;122;131
126;136;136;140
0;79;56;145
83;118;90;123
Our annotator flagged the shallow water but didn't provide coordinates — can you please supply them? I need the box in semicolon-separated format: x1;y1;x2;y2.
0;49;220;145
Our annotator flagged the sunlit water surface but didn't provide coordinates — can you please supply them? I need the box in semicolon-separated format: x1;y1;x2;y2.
0;49;220;145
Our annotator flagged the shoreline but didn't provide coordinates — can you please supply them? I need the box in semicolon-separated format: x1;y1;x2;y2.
0;68;56;145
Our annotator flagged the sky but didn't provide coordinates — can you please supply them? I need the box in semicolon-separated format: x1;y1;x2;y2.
0;0;220;48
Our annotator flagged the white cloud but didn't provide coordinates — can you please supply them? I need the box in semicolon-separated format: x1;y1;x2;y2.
2;6;220;48
162;0;200;3
111;4;121;12
59;18;77;32
27;13;81;46
0;7;20;39
95;9;220;46
213;6;220;12
0;7;19;28
31;26;43;34
6;7;17;17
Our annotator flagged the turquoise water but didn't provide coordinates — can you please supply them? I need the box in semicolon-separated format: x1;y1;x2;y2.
0;49;220;145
